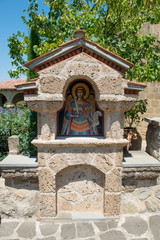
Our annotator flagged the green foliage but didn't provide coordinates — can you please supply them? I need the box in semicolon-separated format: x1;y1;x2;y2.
0;128;10;161
27;27;40;80
16;100;27;108
3;102;15;108
8;0;160;82
124;99;148;128
0;108;37;157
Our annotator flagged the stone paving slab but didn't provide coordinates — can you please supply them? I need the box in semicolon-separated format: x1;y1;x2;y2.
123;151;160;167
0;213;159;240
0;154;37;167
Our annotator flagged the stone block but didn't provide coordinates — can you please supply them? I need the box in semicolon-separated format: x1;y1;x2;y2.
94;221;108;232
146;107;154;114
149;215;160;240
38;152;46;167
121;216;148;236
8;135;20;155
105;168;122;192
115;150;123;167
40;223;59;236
40;61;66;76
0;200;18;218
49;154;70;174
104;193;121;216
96;74;123;95
107;220;118;229
94;154;112;173
100;230;126;240
0;177;5;187
40;76;65;94
40;193;56;217
66;56;101;80
138;187;152;200
151;100;158;108
39;168;55;193
17;221;36;239
69;152;94;167
77;223;95;238
145;198;160;212
121;203;138;214
0;222;19;237
61;223;76;240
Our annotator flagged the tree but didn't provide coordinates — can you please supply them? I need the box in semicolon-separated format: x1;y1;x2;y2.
27;27;40;80
8;0;160;82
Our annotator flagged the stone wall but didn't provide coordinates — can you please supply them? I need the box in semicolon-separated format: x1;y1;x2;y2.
137;21;160;142
0;176;39;219
137;81;160;140
1;166;160;218
141;22;160;41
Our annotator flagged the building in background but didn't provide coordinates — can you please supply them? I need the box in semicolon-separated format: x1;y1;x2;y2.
0;79;26;107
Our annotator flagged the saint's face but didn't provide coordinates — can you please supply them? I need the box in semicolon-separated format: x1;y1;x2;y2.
76;88;84;99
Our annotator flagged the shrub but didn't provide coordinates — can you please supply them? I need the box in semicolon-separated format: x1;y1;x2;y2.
0;107;37;157
124;99;148;128
16;100;27;109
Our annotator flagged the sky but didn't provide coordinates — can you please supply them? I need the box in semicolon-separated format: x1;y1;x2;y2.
0;0;48;82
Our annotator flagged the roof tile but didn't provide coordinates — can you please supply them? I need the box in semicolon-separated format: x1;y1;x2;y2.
0;79;27;90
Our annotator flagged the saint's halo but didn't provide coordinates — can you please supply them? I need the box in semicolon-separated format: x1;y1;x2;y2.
72;83;89;100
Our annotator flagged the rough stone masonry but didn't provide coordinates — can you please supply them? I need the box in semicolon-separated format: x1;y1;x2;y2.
23;29;139;218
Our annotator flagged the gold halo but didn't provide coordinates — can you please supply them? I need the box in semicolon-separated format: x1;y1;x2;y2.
72;83;89;100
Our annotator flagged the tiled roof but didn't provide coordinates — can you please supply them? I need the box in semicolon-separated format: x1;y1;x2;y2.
0;79;27;90
24;30;134;73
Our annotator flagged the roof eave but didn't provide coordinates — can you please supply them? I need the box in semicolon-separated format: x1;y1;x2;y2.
24;39;133;72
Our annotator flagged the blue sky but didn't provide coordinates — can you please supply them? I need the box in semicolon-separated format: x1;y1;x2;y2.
0;0;47;82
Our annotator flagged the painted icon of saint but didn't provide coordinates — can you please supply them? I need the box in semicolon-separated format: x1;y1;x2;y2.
62;83;96;135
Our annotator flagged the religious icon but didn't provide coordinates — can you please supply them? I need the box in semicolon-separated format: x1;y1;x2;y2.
58;81;103;136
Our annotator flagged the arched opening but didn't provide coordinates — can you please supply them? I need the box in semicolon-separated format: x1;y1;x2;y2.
12;93;24;105
0;94;7;107
56;164;105;215
57;79;103;136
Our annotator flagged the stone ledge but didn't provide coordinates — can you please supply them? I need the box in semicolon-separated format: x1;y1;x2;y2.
1;166;160;182
122;167;160;180
32;138;128;148
0;168;38;179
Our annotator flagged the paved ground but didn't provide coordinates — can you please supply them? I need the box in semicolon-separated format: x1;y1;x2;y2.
0;213;160;240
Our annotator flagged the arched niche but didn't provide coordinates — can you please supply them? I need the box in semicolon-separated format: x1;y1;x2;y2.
56;164;105;214
57;79;104;136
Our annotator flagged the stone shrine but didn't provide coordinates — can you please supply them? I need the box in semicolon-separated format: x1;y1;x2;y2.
23;30;140;218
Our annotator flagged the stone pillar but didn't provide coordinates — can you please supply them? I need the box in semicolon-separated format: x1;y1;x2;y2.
8;135;20;155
